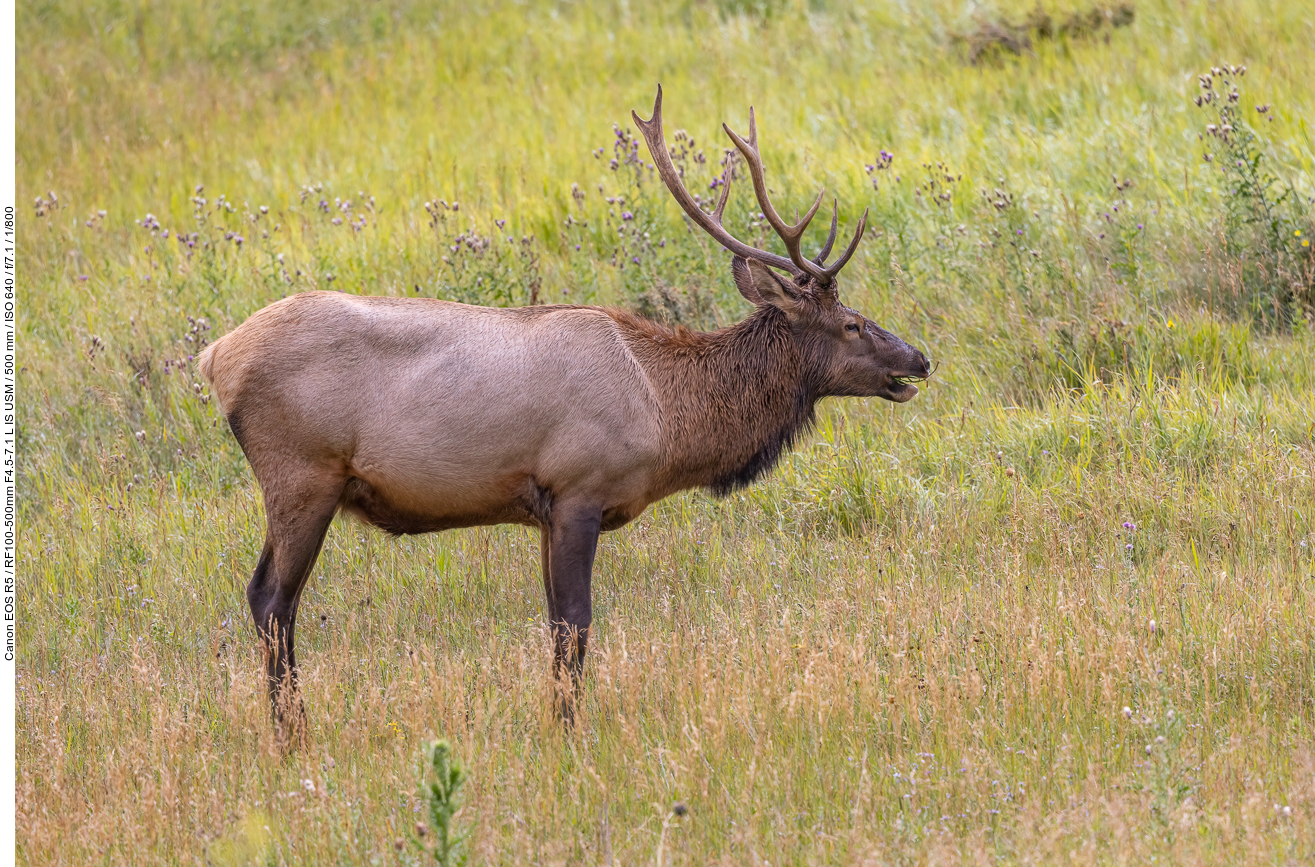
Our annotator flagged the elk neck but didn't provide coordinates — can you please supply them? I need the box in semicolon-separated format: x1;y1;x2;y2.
612;305;822;497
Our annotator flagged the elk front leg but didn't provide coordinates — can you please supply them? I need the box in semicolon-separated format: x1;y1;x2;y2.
541;501;602;720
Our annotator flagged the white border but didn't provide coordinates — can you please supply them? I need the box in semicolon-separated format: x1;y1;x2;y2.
2;0;16;858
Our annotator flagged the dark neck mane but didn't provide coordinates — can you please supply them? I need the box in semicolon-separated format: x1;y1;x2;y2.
611;307;820;496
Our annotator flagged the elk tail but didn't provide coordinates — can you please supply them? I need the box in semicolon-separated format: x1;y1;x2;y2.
196;337;227;414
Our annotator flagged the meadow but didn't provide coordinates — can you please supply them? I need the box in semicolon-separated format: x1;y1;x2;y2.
15;0;1315;863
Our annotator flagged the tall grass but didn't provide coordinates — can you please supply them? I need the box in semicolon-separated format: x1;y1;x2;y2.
16;0;1315;863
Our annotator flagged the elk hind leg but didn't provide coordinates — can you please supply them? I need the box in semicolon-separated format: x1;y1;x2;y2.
246;466;345;745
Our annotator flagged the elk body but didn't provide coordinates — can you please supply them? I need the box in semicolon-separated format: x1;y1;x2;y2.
200;87;930;738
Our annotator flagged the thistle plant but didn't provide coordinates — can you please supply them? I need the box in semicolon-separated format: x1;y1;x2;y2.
425;199;543;306
1195;64;1313;321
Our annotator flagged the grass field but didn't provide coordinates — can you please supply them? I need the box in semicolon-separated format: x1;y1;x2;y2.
15;0;1315;863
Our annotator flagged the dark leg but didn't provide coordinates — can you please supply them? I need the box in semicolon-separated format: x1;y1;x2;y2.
246;472;344;747
540;527;557;624
541;501;602;720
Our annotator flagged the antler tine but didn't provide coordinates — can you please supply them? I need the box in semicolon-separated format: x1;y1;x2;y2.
722;118;826;281
632;86;801;277
813;202;838;266
818;207;869;279
711;159;733;223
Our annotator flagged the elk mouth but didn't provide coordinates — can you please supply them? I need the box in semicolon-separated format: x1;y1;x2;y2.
879;372;927;403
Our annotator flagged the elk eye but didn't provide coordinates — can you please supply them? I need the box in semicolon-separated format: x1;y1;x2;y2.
845;323;860;333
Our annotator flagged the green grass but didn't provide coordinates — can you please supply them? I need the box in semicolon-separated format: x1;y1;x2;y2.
16;0;1315;863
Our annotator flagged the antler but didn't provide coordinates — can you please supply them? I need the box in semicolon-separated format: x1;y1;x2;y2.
633;86;803;277
633;86;869;285
723;115;868;283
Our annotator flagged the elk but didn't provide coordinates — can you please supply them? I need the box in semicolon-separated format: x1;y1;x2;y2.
199;86;931;740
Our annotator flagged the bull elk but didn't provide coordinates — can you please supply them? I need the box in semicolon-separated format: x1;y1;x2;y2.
199;86;931;739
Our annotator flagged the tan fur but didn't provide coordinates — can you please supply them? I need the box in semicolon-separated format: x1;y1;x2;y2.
202;291;664;531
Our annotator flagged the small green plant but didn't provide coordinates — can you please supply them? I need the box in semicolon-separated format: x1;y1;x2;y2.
412;740;471;867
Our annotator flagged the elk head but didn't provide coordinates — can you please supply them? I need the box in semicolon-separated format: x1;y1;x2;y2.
633;86;930;402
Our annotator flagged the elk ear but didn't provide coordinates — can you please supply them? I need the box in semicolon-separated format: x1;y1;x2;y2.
731;256;765;305
742;258;801;313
